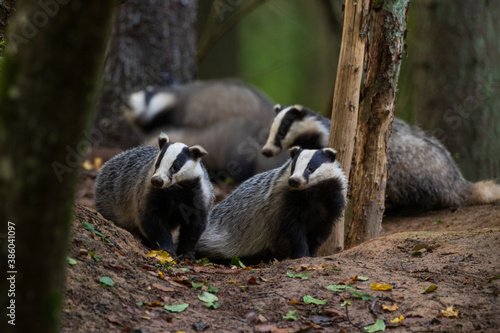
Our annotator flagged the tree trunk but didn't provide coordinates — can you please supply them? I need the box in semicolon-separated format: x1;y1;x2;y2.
318;0;371;256
413;0;500;181
345;0;410;249
96;0;198;148
0;0;15;40
0;1;114;332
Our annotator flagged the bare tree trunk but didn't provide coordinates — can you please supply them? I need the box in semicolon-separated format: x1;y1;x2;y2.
414;0;500;181
318;0;371;256
0;1;114;332
0;0;15;39
96;0;198;148
345;0;410;249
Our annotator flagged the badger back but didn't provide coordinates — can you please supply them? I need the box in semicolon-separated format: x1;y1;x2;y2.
262;105;330;158
127;79;275;134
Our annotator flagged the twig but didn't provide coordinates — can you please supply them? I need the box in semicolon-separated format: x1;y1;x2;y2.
344;303;362;329
369;297;379;319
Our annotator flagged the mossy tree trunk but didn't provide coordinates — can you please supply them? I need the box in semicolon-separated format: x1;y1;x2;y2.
95;0;198;148
0;0;114;332
413;0;500;181
318;0;371;256
345;0;410;248
0;0;15;39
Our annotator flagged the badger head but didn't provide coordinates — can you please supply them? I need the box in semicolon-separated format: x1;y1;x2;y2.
262;104;327;158
151;133;208;189
126;87;178;129
287;146;345;190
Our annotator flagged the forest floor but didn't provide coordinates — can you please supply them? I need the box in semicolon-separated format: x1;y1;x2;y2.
63;169;500;333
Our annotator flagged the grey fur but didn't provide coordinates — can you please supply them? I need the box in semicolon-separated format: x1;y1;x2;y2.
95;142;214;258
195;148;347;262
126;79;288;182
263;105;499;211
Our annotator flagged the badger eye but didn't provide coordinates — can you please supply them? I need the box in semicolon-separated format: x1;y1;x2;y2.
307;165;314;172
171;162;181;173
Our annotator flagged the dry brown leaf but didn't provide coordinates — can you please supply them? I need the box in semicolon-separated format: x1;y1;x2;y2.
106;315;121;324
153;283;175;292
248;276;257;285
324;308;342;317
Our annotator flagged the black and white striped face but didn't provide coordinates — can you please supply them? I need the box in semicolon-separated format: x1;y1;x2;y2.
128;87;177;126
287;147;345;190
151;133;207;189
262;105;327;157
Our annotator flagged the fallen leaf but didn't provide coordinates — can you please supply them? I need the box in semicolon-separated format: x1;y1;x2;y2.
228;280;237;284
287;270;310;279
146;250;176;264
370;283;392;291
324;308;342;317
303;295;328;305
198;291;219;309
99;276;114;287
153;283;175;292
93;157;103;169
352;291;374;300
231;256;246;268
438;306;459;318
145;302;164;308
248;276;257;285
390;315;404;323
421;284;438;294
81;159;94;171
255;324;278;332
382;303;398;312
325;284;356;292
282;310;298;321
67;257;77;265
363;318;386;332
289;300;306;305
164;303;189;313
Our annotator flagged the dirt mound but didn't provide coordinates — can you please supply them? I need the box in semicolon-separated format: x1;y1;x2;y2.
63;201;500;332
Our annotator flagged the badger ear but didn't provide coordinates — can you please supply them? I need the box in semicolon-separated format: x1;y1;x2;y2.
289;146;301;159
158;133;170;149
323;148;337;162
190;145;208;159
273;104;283;114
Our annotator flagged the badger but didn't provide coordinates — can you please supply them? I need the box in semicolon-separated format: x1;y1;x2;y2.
195;147;347;262
262;104;500;211
94;133;214;259
125;79;288;183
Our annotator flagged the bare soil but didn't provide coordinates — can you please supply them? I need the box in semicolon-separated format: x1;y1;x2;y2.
64;169;500;333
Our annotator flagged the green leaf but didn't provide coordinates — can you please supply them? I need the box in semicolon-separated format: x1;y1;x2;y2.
191;282;204;289
207;285;219;293
420;284;438;294
198;291;219;309
341;300;351;307
82;222;104;237
231;256;246;268
136;301;143;306
99;276;114;287
198;291;218;303
164;303;189;313
303;295;328;305
180;268;190;272
352;291;374;300
89;251;100;262
283;310;299;321
67;257;77;265
357;276;369;281
433;219;444;225
287;270;310;279
326;284;356;292
364;318;386;332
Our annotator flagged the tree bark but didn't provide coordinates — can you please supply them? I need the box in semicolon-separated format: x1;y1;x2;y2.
413;0;500;181
318;0;371;256
345;0;410;249
96;0;198;148
0;1;114;332
0;0;15;40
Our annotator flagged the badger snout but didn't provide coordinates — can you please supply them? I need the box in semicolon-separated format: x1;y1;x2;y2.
151;176;164;188
262;148;273;157
288;177;301;188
